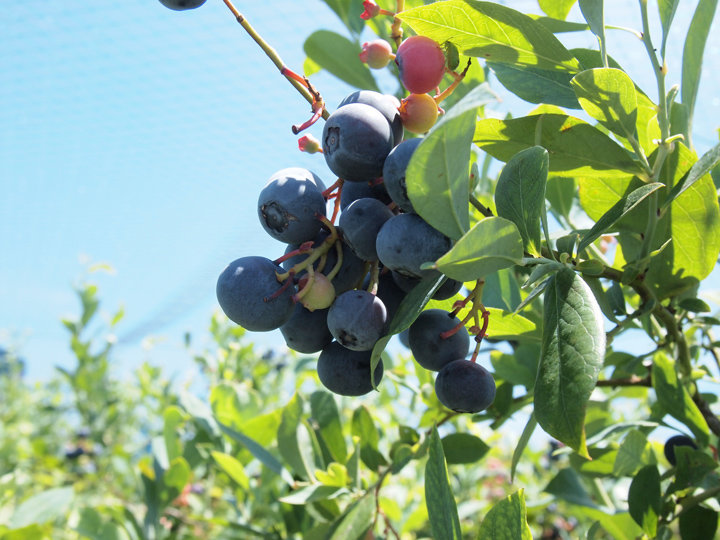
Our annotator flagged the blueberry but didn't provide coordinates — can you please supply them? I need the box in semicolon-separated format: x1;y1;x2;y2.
376;213;451;278
339;198;395;261
322;103;394;183
435;360;496;413
663;434;698;466
158;0;206;10
340;180;392;211
280;304;333;354
383;138;423;213
327;290;387;351
216;256;296;331
257;168;327;244
409;309;470;371
317;341;384;396
338;90;403;147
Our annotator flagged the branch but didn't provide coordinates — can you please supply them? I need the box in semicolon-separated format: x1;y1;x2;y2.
596;375;651;388
221;0;330;120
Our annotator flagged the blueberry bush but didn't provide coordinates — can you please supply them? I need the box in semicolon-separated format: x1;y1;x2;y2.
2;0;720;538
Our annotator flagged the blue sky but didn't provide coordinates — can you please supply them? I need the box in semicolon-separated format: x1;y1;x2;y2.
1;0;718;380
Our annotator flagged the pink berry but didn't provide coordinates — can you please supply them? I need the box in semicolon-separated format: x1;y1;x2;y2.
398;93;439;134
359;39;393;69
395;36;446;94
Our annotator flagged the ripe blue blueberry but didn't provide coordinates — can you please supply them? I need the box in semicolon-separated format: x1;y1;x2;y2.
257;168;327;244
435;360;496;413
383;137;423;213
338;90;404;147
322;103;394;182
327;290;387;351
216;256;295;331
317;341;384;396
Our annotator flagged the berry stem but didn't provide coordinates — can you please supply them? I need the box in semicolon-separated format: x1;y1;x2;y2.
390;0;405;47
366;261;380;294
433;59;472;105
293;266;315;302
325;239;344;282
220;0;330;120
274;241;314;265
266;270;295;300
276;216;339;281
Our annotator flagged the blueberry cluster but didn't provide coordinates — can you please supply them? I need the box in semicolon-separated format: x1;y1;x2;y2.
216;89;495;410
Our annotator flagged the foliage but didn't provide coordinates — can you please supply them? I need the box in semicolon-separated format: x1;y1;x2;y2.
3;0;720;538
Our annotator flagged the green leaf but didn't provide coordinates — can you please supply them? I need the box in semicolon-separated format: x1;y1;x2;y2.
212;451;249;491
494;146;549;255
577;508;643;540
9;487;74;529
538;0;577;20
310;391;347;464
662;141;720;209
613;429;656;477
534;268;605;458
482;268;522;312
652;353;709;445
408;85;498;239
485;308;538;341
578;0;606;61
545;468;596;507
303;30;378;91
160;457;191;505
679;504;719;540
577;182;664;253
581;143;720;297
319;0;364;35
670;446;718;492
658;0;680;56
511;414;537;481
441;433;490;464
279;485;348;505
533;16;588;34
491;344;540;390
326;493;375;540
628;465;661;537
351;406;387;471
425;427;462;540
315;463;349;487
432;217;524;282
278;393;315;480
477;489;532;540
399;0;580;73
681;0;718;141
218;422;294;484
571;68;638;139
489;63;580;109
678;298;712;313
163;405;185;463
474;114;642;177
569;446;619;477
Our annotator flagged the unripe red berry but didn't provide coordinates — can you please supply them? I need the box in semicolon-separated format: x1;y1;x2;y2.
360;0;381;20
398;93;439;134
359;39;394;69
395;35;446;94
